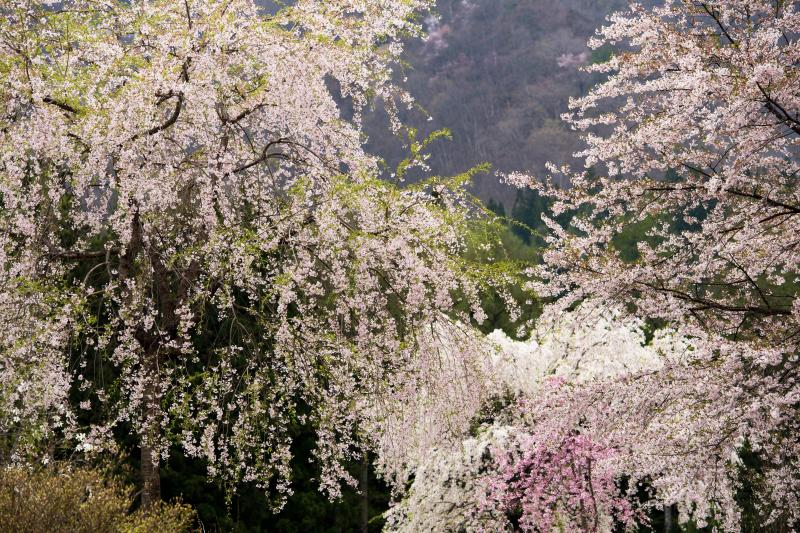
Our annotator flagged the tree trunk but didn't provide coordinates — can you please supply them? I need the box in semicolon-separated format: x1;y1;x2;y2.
360;452;369;533
120;207;165;508
664;504;673;533
141;435;161;507
140;349;162;508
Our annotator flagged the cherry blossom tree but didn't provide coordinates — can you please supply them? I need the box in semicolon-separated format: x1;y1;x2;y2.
487;432;639;533
503;0;800;529
0;0;504;507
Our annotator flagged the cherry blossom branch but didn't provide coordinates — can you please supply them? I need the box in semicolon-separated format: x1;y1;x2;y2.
756;83;800;136
231;138;291;174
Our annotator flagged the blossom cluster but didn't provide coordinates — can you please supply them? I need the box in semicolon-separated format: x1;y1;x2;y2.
486;432;639;533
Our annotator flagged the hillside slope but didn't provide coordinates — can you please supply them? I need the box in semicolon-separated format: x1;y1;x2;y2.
365;0;633;205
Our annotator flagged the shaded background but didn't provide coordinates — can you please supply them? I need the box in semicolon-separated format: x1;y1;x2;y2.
364;0;633;207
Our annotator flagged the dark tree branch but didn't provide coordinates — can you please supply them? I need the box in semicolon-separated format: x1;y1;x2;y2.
725;187;800;214
232;137;291;174
645;174;800;214
701;4;737;45
639;280;791;316
49;248;119;260
758;83;800;136
132;92;184;140
184;0;192;29
726;256;772;309
43;96;78;115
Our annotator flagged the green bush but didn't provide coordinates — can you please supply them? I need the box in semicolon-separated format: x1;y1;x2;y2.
120;501;196;533
0;465;195;533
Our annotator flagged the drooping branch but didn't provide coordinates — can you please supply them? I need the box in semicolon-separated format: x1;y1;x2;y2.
756;83;800;136
644;181;800;216
42;96;78;115
638;280;791;317
132;92;185;141
216;101;272;125
48;248;119;261
232;137;291;174
725;187;800;214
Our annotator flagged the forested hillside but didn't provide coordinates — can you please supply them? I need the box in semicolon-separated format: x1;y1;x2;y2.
365;0;632;205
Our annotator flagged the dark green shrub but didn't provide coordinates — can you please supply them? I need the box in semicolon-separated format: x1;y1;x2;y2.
0;465;195;533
